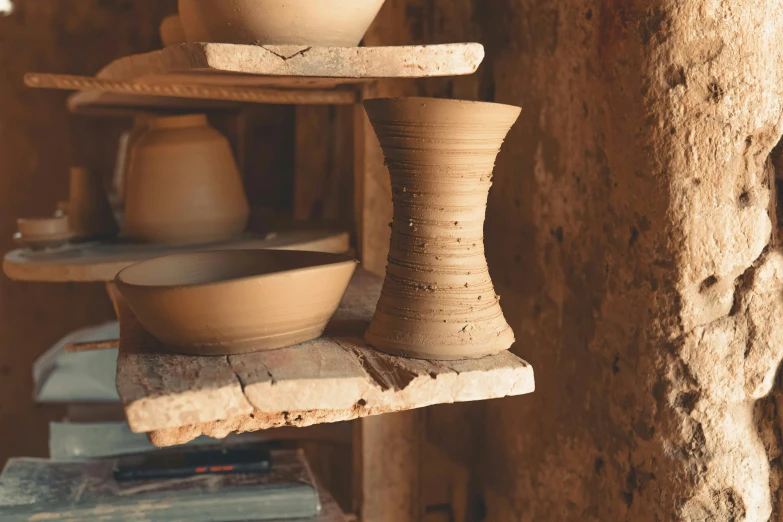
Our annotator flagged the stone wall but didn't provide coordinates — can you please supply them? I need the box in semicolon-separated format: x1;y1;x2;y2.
364;0;783;520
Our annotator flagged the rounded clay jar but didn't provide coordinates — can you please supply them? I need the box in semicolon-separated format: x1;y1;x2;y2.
362;97;521;360
123;114;249;245
178;0;385;46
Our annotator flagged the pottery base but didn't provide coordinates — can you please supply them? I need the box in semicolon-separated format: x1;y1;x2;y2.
364;325;515;361
158;324;327;356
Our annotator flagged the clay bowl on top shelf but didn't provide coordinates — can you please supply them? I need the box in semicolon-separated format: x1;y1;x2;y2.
178;0;385;46
115;250;358;355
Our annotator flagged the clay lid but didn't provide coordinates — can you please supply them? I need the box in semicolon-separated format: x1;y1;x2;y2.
363;97;521;125
147;114;208;130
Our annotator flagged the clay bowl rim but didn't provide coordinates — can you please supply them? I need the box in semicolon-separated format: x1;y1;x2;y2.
16;215;71;238
363;96;522;114
114;249;359;291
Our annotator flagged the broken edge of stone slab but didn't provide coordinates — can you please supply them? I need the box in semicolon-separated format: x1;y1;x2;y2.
146;357;535;448
126;345;534;447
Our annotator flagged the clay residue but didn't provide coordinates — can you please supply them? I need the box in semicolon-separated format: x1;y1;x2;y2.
346;345;418;391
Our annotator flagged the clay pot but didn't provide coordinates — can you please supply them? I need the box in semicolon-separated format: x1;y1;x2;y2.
123;114;249;245
178;0;385;46
69;167;119;241
362;97;521;360
111;115;150;209
115;250;358;355
160;15;186;47
15;215;73;250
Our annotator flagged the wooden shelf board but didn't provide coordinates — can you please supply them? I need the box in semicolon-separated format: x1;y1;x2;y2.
66;91;241;117
3;230;350;283
115;270;535;447
26;42;484;113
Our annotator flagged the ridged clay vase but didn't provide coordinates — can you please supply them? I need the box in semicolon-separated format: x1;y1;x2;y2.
115;250;358;355
123;114;249;245
178;0;385;46
363;97;521;360
69;167;119;241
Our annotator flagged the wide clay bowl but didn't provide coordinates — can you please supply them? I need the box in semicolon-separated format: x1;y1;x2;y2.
178;0;385;46
115;250;358;355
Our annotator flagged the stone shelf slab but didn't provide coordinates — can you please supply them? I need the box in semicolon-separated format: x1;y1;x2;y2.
3;229;349;283
24;42;485;113
115;270;534;447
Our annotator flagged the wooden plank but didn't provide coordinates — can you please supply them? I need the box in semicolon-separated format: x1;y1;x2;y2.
96;43;485;81
3;229;350;283
354;411;423;522
66;91;240;116
27;73;359;105
115;270;535;446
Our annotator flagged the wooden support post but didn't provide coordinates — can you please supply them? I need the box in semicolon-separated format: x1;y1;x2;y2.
354;410;424;522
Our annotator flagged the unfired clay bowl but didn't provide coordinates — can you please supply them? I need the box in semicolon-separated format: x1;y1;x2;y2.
178;0;385;46
115;250;358;355
15;215;74;250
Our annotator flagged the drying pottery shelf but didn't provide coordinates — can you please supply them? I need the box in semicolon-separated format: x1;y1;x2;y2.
3;229;349;283
24;42;485;114
114;269;535;447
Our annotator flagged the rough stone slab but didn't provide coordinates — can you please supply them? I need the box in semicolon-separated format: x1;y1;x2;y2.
98;43;485;83
3;230;349;283
115;270;534;444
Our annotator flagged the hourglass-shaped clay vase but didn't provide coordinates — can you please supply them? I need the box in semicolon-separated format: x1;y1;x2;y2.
363;97;521;360
123;114;249;245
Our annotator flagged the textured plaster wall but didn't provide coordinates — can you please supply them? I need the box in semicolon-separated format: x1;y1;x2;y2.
364;0;783;520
